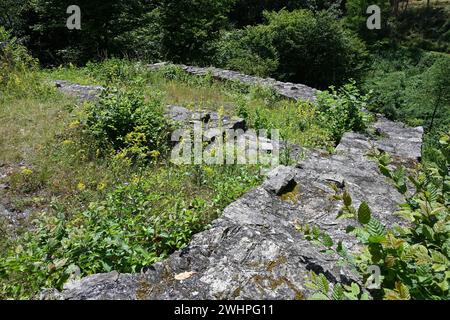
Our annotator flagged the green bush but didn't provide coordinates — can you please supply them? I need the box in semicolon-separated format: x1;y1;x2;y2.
83;87;172;158
316;81;370;142
0;26;37;87
228;0;342;27
214;27;279;77
215;9;368;88
159;0;235;64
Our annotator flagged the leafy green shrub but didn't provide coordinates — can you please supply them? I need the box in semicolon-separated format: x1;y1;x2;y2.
0;26;37;88
228;0;342;27
316;81;369;142
83;87;172;159
299;133;450;300
215;9;368;88
159;0;235;64
214;27;279;77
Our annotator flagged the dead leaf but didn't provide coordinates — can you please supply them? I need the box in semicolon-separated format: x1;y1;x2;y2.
174;271;196;281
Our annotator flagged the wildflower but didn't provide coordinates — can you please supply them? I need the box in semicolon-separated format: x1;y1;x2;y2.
69;120;80;129
77;182;86;191
132;176;141;184
21;168;33;176
149;150;161;158
203;166;214;176
97;182;106;191
63;139;74;146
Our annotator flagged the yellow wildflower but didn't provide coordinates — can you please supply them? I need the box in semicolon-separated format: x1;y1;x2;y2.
63;139;74;145
149;150;161;158
21;168;33;176
77;182;86;191
97;182;106;191
69;120;80;129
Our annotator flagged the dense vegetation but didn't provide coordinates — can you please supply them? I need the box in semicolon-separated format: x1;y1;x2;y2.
0;0;449;300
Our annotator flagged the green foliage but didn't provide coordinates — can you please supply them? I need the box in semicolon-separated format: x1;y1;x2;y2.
159;0;235;64
300;133;450;300
228;0;343;27
83;87;172;159
13;0;158;65
215;9;368;88
0;163;262;299
316;81;370;142
393;6;450;53
306;272;370;300
85;58;149;85
0;0;29;35
368;149;409;195
0;26;37;86
214;27;279;77
363;50;450;162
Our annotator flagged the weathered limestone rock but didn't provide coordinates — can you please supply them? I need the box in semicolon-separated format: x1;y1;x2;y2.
262;165;297;195
371;116;423;162
148;63;319;103
54;80;104;101
166;105;246;135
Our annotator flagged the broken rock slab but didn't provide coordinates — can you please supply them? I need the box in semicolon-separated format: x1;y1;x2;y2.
53;80;104;101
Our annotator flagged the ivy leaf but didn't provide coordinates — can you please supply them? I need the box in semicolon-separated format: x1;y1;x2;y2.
358;202;371;225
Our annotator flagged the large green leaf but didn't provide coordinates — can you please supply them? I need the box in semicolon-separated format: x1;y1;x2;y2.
358;202;371;225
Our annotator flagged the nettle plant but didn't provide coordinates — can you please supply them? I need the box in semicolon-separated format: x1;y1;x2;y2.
299;133;449;300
